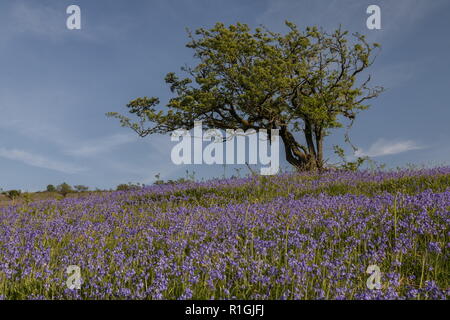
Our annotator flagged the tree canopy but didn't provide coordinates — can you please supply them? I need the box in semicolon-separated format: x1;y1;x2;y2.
108;21;383;171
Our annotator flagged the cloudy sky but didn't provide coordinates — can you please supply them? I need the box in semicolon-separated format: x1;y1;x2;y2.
0;0;449;191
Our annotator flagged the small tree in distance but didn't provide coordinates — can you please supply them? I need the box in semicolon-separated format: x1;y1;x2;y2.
46;184;56;192
2;190;21;200
57;183;73;197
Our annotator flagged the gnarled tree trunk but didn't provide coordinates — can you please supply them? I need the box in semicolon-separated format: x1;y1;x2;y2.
279;126;320;172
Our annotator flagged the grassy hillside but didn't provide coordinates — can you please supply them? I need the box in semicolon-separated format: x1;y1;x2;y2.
0;168;449;300
0;191;98;208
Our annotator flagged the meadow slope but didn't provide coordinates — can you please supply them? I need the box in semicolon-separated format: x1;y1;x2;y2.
0;168;449;299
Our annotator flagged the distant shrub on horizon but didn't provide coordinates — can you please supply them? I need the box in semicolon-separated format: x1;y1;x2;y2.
57;183;73;197
116;183;142;191
2;189;21;200
74;185;89;192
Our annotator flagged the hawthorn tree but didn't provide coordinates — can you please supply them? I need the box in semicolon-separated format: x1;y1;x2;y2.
108;22;383;171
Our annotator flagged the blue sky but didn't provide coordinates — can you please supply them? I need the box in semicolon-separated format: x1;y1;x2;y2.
0;0;449;191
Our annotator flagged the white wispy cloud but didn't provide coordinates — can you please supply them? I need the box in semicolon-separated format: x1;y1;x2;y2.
0;92;138;159
0;148;86;174
257;0;448;42
2;1;134;44
355;139;424;157
9;2;67;39
65;133;138;157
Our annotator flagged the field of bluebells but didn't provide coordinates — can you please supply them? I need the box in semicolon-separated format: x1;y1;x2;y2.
0;167;449;300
